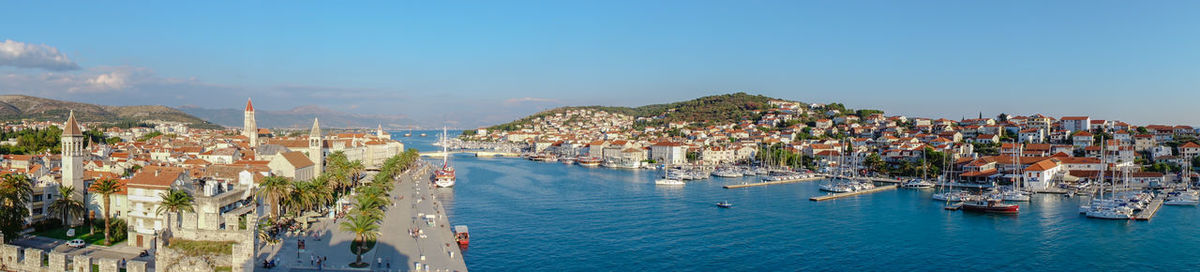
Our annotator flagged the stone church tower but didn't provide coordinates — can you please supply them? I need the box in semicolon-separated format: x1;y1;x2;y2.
61;111;85;201
309;118;323;176
243;98;258;147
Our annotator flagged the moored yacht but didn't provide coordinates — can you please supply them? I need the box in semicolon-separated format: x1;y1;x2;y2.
962;199;1019;214
434;127;456;188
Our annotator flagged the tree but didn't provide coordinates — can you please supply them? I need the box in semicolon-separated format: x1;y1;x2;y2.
339;214;380;265
256;176;293;219
156;189;195;229
0;174;32;242
346;160;365;188
91;178;122;245
49;186;85;228
865;153;886;174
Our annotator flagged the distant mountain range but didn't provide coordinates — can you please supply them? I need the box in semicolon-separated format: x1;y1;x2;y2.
0;95;221;129
177;105;416;129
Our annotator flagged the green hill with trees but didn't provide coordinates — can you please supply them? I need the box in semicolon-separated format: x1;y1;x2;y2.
487;92;780;131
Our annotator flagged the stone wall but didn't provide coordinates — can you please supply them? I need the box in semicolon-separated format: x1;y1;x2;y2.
0;234;146;272
154;209;258;272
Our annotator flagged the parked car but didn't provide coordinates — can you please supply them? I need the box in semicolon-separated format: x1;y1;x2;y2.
68;239;85;248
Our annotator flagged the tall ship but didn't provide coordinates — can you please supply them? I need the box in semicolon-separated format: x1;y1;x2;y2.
434;127;456;188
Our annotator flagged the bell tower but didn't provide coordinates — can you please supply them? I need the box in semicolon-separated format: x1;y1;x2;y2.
244;98;258;147
61;111;85;201
309;118;323;176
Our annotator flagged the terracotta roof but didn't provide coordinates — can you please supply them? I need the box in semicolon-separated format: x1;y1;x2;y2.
1181;142;1200;148
246;98;254;111
127;166;186;189
1024;159;1060;172
279;151;315;168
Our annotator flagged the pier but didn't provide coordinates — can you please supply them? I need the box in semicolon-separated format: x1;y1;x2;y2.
723;176;824;189
1134;196;1166;221
809;185;899;201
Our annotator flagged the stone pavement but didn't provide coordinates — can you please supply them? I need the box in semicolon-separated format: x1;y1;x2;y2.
255;162;466;272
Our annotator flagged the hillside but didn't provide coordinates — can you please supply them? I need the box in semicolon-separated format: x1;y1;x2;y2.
0;95;221;129
178;105;416;129
488;92;779;131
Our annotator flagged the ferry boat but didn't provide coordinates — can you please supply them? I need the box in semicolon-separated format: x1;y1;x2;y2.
577;157;602;167
961;199;1019;214
434;127;456;188
454;225;470;247
716;201;733;208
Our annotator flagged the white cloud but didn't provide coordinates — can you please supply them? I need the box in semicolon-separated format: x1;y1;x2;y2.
0;40;80;71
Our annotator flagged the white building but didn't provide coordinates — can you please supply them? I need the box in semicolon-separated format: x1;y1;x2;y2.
650;142;686;165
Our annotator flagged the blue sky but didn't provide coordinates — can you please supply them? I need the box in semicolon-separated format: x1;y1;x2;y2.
2;1;1199;128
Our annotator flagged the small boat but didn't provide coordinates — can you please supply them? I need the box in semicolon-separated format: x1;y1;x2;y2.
655;179;685;186
901;179;935;189
716;201;733;208
962;199;1019;214
454;225;470;247
577;157;602;167
420;133;427;137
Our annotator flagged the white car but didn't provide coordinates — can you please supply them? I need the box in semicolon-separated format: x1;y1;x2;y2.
67;239;85;248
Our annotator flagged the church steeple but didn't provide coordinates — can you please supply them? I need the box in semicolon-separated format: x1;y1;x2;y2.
309;118;323;175
244;98;258;147
61;111;85;202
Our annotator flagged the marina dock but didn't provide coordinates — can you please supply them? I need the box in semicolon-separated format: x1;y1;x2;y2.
1134;196;1166;221
810;185;899;201
723;176;824;189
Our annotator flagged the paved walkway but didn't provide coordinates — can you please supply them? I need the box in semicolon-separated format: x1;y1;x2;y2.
256;162;466;272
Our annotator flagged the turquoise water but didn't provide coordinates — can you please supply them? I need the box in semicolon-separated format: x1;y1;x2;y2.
399;131;1200;271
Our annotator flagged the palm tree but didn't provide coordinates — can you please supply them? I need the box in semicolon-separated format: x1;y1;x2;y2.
338;214;380;265
256;176;292;219
49;186;86;227
156;189;194;229
346;160;365;188
0;174;32;242
90;178;122;245
352;195;386;220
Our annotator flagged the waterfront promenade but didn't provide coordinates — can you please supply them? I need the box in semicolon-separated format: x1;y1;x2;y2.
256;162;466;272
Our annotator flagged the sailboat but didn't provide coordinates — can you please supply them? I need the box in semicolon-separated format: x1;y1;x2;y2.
434;127;457;188
1166;160;1199;205
1084;138;1135;219
933;151;969;202
403;125;413;137
903;148;935;189
996;142;1031;202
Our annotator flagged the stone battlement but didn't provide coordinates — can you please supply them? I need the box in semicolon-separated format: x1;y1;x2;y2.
0;234;147;272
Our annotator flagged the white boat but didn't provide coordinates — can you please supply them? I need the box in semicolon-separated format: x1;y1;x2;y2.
901;179;934;189
993;190;1031;202
712;169;743;178
1165;197;1199;206
1085;205;1135;220
932;191;971;202
654;179;685;186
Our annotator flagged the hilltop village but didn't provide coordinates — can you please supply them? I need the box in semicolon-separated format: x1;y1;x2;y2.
462;97;1200;191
